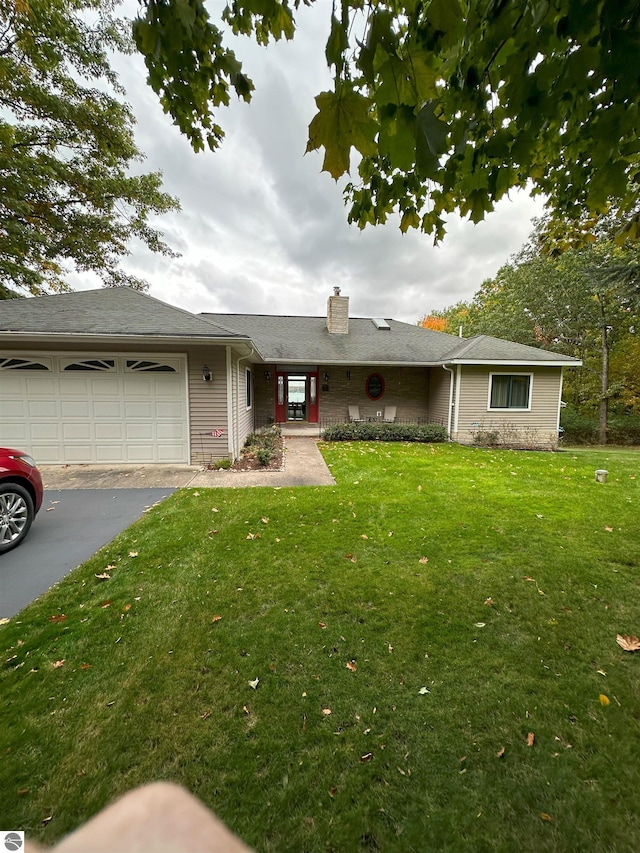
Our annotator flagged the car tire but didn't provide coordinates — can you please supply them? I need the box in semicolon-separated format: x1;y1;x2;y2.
0;483;35;554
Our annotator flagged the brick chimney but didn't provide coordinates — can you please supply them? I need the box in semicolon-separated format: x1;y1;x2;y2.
326;287;349;334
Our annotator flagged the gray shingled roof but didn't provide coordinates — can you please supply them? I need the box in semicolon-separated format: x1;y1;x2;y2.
202;313;580;365
201;313;464;364
0;287;242;339
443;334;580;363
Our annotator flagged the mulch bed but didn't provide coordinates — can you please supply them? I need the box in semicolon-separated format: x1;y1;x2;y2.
230;435;285;472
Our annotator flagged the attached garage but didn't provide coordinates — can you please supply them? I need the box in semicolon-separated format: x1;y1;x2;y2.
0;353;189;464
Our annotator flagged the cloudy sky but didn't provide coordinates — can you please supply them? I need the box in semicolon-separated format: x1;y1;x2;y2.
98;3;546;325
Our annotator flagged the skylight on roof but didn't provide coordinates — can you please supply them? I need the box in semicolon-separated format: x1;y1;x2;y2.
372;318;391;330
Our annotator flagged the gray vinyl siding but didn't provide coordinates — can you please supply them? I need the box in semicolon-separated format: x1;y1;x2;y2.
453;365;562;448
428;367;452;432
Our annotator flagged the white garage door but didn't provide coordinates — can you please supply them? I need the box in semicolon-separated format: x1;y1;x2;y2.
0;354;189;464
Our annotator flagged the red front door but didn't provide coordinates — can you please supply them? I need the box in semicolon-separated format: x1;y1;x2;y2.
275;371;319;423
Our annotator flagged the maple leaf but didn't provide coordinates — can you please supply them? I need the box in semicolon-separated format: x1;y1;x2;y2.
52;660;65;669
527;732;535;747
604;526;613;532
484;597;493;606
616;634;640;652
419;556;429;564
307;87;377;179
260;516;269;524
322;708;332;716
211;615;222;623
346;661;357;672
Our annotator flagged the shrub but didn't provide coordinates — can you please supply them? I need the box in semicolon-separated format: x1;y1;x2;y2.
321;422;448;443
472;430;500;447
256;448;272;466
211;458;231;470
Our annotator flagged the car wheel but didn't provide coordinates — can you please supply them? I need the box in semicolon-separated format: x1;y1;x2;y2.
0;483;35;554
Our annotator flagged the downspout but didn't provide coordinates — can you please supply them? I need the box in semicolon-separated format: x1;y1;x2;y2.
226;346;235;460
556;367;564;443
442;364;455;439
453;364;462;439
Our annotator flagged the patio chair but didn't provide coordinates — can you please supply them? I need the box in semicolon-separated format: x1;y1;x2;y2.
383;406;396;422
348;405;363;422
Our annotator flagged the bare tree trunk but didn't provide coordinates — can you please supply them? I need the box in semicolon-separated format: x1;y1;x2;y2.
598;296;609;444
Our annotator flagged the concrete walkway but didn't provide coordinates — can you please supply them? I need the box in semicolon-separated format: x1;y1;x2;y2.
39;437;336;490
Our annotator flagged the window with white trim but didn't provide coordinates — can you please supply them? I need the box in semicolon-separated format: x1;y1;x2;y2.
0;356;51;370
246;368;252;409
489;374;532;410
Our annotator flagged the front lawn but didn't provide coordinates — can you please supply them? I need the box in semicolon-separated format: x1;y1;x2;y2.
1;443;639;852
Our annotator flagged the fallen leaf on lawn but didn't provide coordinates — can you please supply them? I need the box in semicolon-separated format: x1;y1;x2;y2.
211;615;222;623
604;526;613;532
260;517;269;524
474;622;486;628
243;705;250;715
360;534;368;540
388;643;393;653
484;597;493;606
0;618;9;626
248;678;260;689
42;815;53;827
128;551;139;557
212;507;219;512
201;710;211;720
80;663;91;670
496;746;505;758
599;694;610;706
123;604;131;612
344;554;357;563
418;686;430;695
419;556;429;564
105;564;117;570
52;660;65;669
523;576;535;582
322;708;332;716
17;788;29;795
616;634;640;652
388;531;393;537
134;596;141;601
527;732;535;747
100;600;111;608
94;573;111;580
540;813;553;823
328;786;338;797
318;621;327;629
597;669;607;676
346;661;357;672
246;532;262;540
360;753;373;763
208;530;219;537
48;614;67;623
417;485;422;491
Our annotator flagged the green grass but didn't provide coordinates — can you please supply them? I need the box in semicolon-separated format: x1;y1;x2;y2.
2;443;639;852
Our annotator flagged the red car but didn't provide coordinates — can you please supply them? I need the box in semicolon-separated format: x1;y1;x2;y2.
0;448;44;554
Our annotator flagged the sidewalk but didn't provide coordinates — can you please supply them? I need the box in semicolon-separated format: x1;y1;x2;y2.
39;437;336;490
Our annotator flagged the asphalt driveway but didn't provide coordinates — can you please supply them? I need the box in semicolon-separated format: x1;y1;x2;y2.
0;488;175;619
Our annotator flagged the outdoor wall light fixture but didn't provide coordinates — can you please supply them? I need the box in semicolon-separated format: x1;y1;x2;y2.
346;370;351;380
323;372;329;381
202;364;212;382
264;370;271;381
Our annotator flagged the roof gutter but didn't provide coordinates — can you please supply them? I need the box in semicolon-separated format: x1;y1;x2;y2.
0;331;254;350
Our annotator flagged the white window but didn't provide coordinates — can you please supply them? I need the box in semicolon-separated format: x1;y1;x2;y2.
488;373;532;410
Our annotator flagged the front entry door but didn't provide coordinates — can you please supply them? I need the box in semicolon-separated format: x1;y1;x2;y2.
275;371;319;423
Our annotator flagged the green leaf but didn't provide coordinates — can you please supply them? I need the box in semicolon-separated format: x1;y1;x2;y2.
307;88;378;180
325;15;348;68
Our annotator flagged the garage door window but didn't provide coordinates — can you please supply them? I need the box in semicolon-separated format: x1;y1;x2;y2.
0;357;50;371
126;359;178;372
62;359;116;371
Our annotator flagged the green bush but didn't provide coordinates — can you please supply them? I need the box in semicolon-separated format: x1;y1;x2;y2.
560;406;640;445
211;458;231;470
321;421;448;443
256;448;272;466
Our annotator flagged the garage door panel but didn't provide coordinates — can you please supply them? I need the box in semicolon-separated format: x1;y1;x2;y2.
29;400;58;418
63;423;92;440
0;354;189;464
61;401;91;418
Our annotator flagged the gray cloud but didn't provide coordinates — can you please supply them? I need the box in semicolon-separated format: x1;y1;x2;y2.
102;6;545;326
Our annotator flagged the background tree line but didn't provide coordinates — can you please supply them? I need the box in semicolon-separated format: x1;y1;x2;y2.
420;217;640;444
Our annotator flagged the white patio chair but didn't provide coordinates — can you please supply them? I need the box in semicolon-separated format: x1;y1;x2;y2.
348;405;362;422
383;406;396;422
